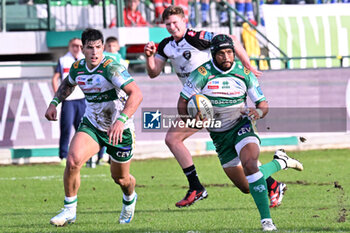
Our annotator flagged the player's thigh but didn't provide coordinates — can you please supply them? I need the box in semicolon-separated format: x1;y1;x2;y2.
110;159;131;180
165;118;200;141
68;131;100;166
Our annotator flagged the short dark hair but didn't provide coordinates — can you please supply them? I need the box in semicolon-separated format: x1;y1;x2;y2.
162;6;184;22
105;36;118;44
81;28;104;46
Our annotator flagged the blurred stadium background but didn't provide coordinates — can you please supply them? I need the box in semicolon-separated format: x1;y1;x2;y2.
0;0;349;164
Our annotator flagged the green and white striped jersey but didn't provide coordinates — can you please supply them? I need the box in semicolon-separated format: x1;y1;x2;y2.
181;60;266;132
68;56;134;132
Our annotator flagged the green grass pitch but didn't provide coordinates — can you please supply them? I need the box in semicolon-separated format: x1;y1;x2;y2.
0;149;349;232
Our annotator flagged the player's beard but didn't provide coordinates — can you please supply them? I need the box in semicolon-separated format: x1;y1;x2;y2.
214;60;233;71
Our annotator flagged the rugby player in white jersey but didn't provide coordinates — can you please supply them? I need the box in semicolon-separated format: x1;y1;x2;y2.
45;28;143;226
177;34;303;231
144;5;286;208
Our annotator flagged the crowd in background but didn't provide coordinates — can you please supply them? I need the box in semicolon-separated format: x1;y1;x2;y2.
109;0;350;28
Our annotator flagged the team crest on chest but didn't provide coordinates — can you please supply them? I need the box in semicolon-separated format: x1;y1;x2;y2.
73;60;79;69
183;50;191;60
198;66;207;76
244;67;251;75
103;59;113;68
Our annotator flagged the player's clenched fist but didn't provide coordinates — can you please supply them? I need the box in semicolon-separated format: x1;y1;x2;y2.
45;104;58;121
144;41;156;57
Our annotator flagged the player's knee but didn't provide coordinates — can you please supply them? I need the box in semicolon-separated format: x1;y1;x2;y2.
238;186;250;194
66;156;83;171
242;159;259;175
165;133;177;147
112;175;129;187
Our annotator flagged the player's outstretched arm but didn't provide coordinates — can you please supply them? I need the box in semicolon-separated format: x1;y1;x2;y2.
230;35;262;78
144;41;166;78
107;81;143;145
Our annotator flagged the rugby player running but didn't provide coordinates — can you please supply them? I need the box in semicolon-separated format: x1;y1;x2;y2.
177;34;303;231
144;5;286;208
46;28;143;226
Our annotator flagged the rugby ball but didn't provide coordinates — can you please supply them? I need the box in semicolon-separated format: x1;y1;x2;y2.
187;94;214;120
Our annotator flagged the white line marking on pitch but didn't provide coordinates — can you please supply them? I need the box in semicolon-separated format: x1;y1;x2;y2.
0;174;107;181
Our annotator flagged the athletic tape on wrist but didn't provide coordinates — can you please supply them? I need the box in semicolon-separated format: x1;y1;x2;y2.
117;113;128;123
256;109;263;118
50;97;61;107
120;113;129;120
117;117;126;123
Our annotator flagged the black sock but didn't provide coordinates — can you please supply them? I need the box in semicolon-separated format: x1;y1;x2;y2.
183;165;204;191
266;176;277;193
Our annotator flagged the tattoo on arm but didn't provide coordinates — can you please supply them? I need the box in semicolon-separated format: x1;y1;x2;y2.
54;78;75;101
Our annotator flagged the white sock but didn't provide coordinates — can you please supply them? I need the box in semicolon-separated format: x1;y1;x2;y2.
275;159;287;169
261;218;273;224
123;191;136;202
64;195;77;214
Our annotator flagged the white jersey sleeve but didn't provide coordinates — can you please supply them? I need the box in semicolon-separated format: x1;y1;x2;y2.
247;73;266;104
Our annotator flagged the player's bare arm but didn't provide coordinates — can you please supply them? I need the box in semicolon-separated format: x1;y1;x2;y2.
144;41;166;78
230;35;263;78
177;96;190;122
55;77;76;102
107;81;143;145
45;78;76;121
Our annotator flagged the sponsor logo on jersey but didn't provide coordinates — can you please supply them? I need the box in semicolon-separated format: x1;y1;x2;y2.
103;59;113;68
199;31;213;41
188;30;196;37
143;110;161;129
122;70;131;78
208;75;215;79
77;71;85;74
222;81;230;89
212;91;242;95
244;67;251;75
73;60;80;69
183;50;191;60
238;123;252;136
208;85;219;89
77;77;86;85
185;79;193;88
234;74;245;79
198;66;207;76
114;147;132;158
256;86;263;95
97;70;103;73
115;150;131;158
